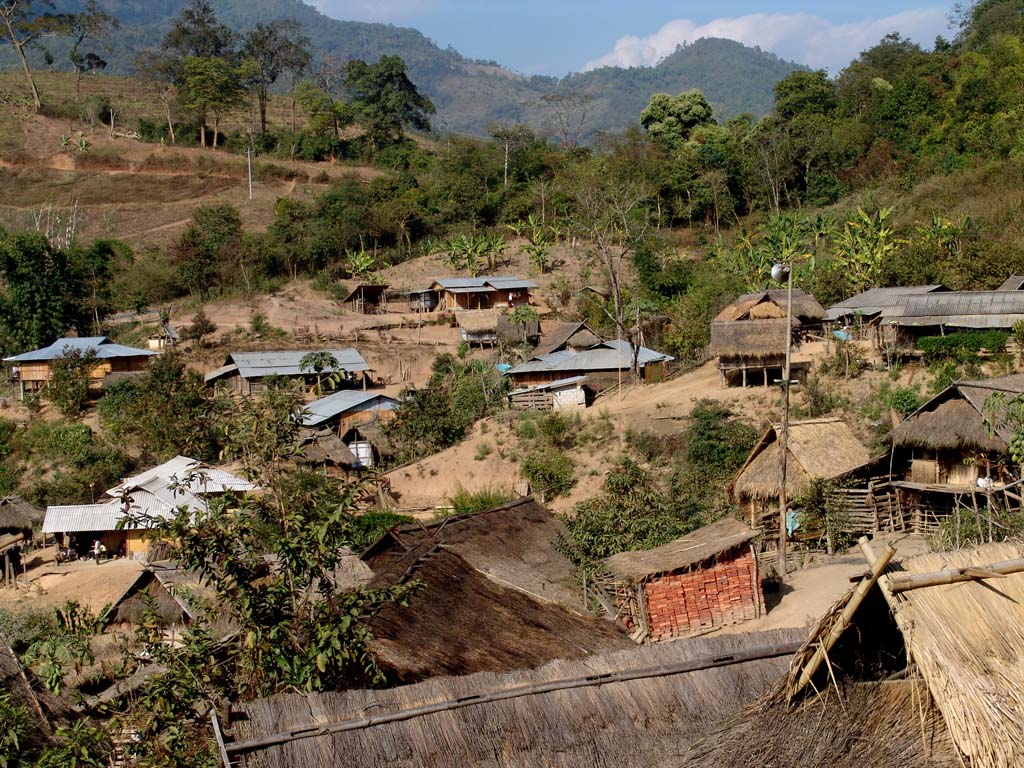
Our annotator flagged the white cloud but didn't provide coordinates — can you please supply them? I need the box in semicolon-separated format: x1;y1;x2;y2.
309;0;434;24
582;9;949;74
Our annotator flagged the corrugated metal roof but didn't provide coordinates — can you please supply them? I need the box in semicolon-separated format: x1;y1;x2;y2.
42;496;177;533
433;277;488;289
211;349;370;380
447;286;496;294
5;336;156;363
203;364;237;384
825;285;947;321
508;376;587;396
997;276;1024;291
431;276;535;291
486;277;538;290
884;291;1024;326
300;391;399;427
108;456;255;497
507;340;673;376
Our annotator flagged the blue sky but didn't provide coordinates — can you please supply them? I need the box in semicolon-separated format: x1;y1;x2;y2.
310;1;953;75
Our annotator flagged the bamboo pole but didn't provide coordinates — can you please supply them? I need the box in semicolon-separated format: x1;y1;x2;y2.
886;557;1024;594
788;536;895;701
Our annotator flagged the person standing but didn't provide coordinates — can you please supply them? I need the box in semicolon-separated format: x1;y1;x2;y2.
92;539;102;564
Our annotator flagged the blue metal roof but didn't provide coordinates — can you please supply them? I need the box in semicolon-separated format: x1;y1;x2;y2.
300;390;399;427
431;276;536;291
5;336;156;363
206;349;370;383
507;341;673;376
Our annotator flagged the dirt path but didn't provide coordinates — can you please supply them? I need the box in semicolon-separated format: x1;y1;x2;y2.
0;555;143;615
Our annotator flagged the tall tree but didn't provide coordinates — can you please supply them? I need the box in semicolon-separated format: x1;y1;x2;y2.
242;20;311;135
0;0;68;110
134;50;179;143
345;55;435;149
161;0;234;59
640;89;715;148
67;0;117;102
487;123;534;187
181;55;244;148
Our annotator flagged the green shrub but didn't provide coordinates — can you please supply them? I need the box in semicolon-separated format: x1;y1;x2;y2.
521;446;575;499
448;483;514;516
343;511;413;552
918;331;1008;361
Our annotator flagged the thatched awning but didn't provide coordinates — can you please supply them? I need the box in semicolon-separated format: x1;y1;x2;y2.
711;319;790;360
0;496;43;529
605;518;757;581
731;419;871;502
891;398;1005;452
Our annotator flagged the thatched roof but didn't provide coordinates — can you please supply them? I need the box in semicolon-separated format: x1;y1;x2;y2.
363;497;582;611
884;543;1024;768
0;495;43;530
535;321;604;356
892;374;1024;452
298;430;359;467
456;309;500;334
710;318;790;360
368;547;630;682
715;289;826;324
688;680;959;767
605;518;757;581
731;419;871;502
351;423;396;458
224;628;806;768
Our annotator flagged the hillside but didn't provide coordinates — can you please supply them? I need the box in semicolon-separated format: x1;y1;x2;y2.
6;0;804;137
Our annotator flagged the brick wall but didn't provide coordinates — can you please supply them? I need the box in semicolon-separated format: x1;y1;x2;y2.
643;548;762;642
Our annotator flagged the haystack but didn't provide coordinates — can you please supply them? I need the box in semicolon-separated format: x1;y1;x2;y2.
730;418;870;503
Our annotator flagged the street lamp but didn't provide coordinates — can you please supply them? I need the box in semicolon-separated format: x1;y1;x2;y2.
771;260;794;579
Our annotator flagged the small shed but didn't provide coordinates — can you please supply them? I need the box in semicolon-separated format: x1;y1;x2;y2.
340;283;389;314
4;336;156;399
507;376;587;412
456;309;500;346
407;288;438;312
729;418;871;529
147;322;181;351
604;519;763;642
506;339;674;389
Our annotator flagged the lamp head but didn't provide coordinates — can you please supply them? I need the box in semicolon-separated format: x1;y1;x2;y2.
771;263;790;282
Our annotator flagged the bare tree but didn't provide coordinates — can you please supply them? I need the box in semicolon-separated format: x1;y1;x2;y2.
539;92;591;150
134;51;179;143
68;0;117;102
0;0;68;110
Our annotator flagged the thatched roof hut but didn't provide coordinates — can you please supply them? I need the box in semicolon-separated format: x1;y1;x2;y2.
0;496;43;531
715;289;825;324
363;497;582;611
535;321;604;356
730;418;871;503
710;318;790;361
367;547;631;682
221;628;806;768
891;374;1024;453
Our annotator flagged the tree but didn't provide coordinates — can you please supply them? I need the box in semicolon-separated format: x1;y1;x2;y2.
299;351;340;397
488;123;534;186
175;204;243;296
161;0;234;59
345;55;435;149
181;55;245;148
773;69;837;120
294;79;351;142
242;20;311;135
134;51;179;143
47;349;95;417
640;90;715;147
0;0;68;110
67;0;117;102
539;92;591;149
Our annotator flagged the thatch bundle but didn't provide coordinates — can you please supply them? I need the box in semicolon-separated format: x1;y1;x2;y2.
885;543;1024;768
605;518;756;581
0;496;43;530
730;419;870;502
226;628;805;768
715;290;826;324
710;319;789;360
892;397;1005;452
457;309;500;334
687;681;959;767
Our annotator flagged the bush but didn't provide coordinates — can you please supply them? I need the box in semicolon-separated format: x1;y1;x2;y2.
521;446;575;499
343;511;413;551
47;350;95;417
918;331;1008;361
448;483;514;516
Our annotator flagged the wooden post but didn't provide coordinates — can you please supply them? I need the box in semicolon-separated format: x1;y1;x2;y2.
886;557;1024;593
788;537;895;701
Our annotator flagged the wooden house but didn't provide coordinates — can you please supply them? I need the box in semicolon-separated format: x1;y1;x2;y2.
881;291;1024;349
42;456;256;559
507;375;587;412
431;277;536;312
825;285;948;329
204;349;370;394
101;561;221;631
340;283;389;314
506;339;673;389
4;336;156;399
533;320;603;356
729;418;871;531
603;518;764;642
300;390;399;436
711;290;824;388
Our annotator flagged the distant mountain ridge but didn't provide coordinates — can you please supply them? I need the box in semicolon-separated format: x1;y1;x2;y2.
14;0;805;137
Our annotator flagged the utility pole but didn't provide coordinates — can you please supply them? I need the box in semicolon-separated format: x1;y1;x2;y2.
773;261;794;578
247;147;253;201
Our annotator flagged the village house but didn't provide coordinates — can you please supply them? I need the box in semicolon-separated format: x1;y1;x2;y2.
879;374;1024;534
825;285;948;331
339;283;389;314
429;276;537;312
711;289;825;388
0;495;42;540
603;518;764;643
507;375;588;412
4;336;156;400
729;418;871;537
204;348;371;394
300;389;399;435
533;320;604;356
42;456;256;559
506;339;673;389
456;309;500;346
881;290;1024;349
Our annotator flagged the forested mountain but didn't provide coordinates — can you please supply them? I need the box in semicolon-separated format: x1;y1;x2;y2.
9;0;803;137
